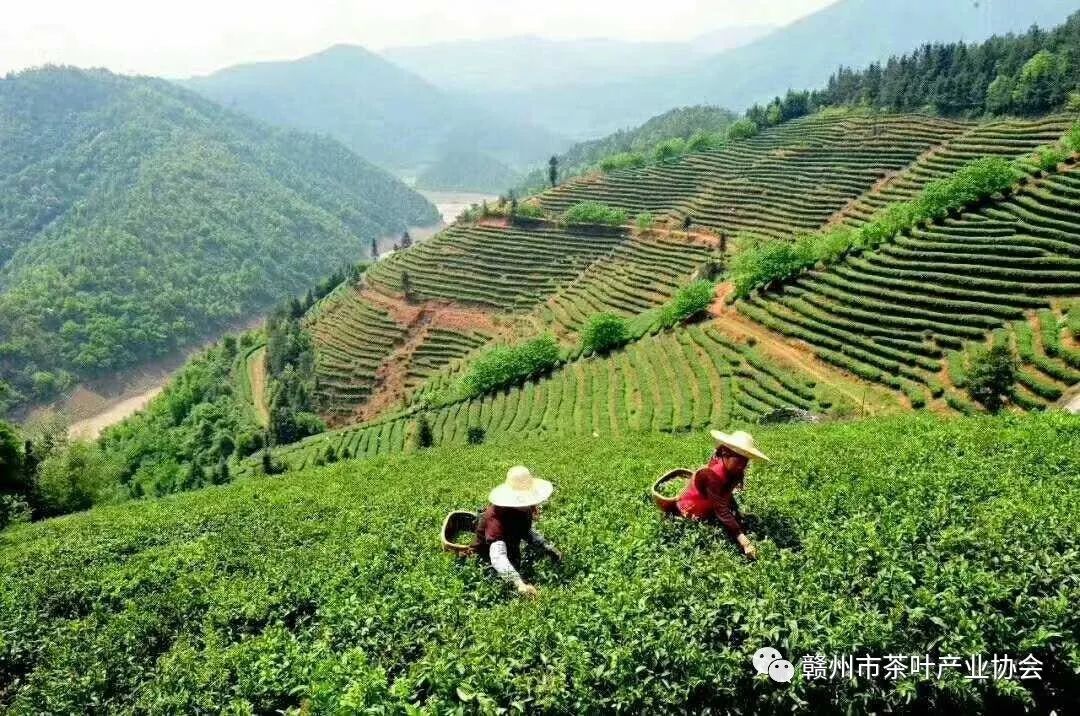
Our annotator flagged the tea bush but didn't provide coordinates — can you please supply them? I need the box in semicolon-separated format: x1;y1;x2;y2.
659;280;716;328
460;335;561;398
1;413;1077;713
562;201;628;227
581;313;630;354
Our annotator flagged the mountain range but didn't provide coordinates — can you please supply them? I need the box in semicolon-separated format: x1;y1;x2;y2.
471;0;1080;137
183;44;565;180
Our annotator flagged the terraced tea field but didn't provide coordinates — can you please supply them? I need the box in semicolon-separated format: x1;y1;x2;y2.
537;234;715;334
306;110;1078;428
307;290;408;420
365;223;630;310
739;165;1080;408
837;115;1072;225
537;112;971;238
262;324;876;473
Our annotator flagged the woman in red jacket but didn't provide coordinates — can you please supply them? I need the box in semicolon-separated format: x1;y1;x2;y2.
675;430;770;560
473;465;562;597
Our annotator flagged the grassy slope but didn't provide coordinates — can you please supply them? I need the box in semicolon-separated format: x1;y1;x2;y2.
2;412;1077;713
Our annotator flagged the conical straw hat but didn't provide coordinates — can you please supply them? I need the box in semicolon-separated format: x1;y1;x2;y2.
710;429;770;462
489;465;554;508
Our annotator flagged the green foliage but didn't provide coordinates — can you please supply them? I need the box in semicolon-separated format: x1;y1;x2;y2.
1066;121;1080;153
726;118;759;140
599;152;647;173
774;15;1080;118
1;414;1077;711
0;420;24;496
461;335;560;398
659;281;716;328
731;156;1021;298
1034;144;1069;171
966;342;1019;414
652;137;686;162
0;67;437;411
686;130;725;152
512;202;545;219
1011;50;1069;115
562;201;628;227
415;414;435;449
34;441;120;516
634;211;656;233
466;426;486;445
913;157;1018;218
581;313;630;354
519;106;736;191
730;239;812;298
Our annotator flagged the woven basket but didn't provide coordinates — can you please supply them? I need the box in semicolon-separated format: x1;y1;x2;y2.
651;468;693;514
441;510;478;555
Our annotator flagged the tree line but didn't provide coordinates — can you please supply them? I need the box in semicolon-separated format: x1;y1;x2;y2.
746;11;1080;129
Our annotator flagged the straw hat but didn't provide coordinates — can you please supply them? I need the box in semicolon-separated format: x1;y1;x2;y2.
489;465;554;508
710;429;770;462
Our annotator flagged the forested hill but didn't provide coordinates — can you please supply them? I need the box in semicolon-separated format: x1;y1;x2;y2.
0;67;439;413
183;44;565;179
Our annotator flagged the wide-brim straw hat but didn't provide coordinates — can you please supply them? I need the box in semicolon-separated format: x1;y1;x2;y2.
710;429;771;462
489;465;554;508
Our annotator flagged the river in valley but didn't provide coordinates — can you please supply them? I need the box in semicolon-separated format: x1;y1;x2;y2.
59;192;495;439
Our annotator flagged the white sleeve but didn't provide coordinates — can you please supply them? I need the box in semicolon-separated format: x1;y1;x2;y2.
489;540;524;586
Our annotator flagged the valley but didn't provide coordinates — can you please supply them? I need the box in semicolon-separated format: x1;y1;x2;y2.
1;4;1079;714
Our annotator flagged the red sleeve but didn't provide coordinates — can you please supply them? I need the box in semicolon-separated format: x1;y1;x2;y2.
700;467;743;537
482;508;505;543
713;496;743;538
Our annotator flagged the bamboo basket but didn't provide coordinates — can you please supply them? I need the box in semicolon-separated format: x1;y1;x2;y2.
441;510;478;555
651;468;693;514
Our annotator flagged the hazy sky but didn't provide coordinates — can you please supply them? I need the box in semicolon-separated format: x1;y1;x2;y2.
1;0;838;78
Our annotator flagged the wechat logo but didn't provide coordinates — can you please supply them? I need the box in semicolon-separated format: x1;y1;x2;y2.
753;646;795;683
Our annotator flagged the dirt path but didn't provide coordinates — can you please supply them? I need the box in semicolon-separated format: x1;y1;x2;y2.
247;346;270;427
346;289;503;424
708;282;893;413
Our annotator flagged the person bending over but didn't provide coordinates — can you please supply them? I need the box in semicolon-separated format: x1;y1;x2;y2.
474;465;562;597
675;430;770;560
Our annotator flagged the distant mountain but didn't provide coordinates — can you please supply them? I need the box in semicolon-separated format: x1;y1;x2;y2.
0;67;438;413
416;150;521;195
381;27;774;94
478;0;1079;138
183;45;566;177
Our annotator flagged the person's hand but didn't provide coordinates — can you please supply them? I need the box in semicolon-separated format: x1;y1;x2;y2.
736;533;757;561
548;548;563;564
516;582;539;598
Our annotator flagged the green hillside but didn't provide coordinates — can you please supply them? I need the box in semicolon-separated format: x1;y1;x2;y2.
517;105;738;192
0;67;438;412
741;159;1080;411
2;413;1076;712
537;113;1073;238
415;149;521;194
183;45;566;181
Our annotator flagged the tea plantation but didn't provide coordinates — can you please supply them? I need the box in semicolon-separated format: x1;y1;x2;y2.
740;163;1080;409
257;323;877;473
2;412;1076;713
